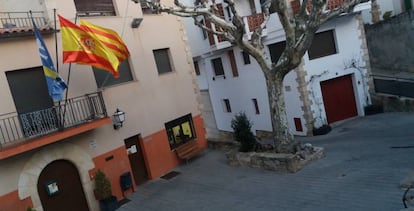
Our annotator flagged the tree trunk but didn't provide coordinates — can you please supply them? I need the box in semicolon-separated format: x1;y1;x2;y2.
265;74;296;153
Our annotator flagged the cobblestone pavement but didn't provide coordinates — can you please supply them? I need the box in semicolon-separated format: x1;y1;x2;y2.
118;112;414;211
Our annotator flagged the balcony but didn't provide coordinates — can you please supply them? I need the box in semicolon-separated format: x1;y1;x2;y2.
207;13;267;50
243;13;267;40
0;92;111;159
0;11;54;39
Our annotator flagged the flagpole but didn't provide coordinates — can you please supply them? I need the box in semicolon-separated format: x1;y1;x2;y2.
61;14;78;130
54;9;59;73
53;8;65;130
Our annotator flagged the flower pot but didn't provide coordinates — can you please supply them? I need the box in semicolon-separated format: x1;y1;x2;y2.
99;196;119;211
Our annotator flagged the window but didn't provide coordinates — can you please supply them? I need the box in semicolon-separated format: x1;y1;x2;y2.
153;48;173;74
225;6;232;21
308;30;337;60
242;51;251;65
93;59;133;88
223;99;232;113
249;0;257;14
228;50;239;77
140;0;159;14
165;113;197;150
211;57;225;76
74;0;115;16
268;41;286;64
260;0;276;14
199;20;207;39
193;60;200;76
252;98;260;114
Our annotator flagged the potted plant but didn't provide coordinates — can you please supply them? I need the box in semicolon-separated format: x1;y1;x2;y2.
94;169;119;211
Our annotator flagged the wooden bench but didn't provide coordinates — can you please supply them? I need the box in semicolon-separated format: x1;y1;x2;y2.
175;140;203;163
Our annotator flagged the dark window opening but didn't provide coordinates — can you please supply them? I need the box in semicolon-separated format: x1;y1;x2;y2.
212;57;225;76
260;0;276;13
74;0;116;17
308;30;337;60
165;113;197;150
199;19;207;39
268;41;286;64
242;51;251;65
140;0;160;14
153;48;173;74
193;60;200;76
252;98;260;114
93;59;133;88
223;99;232;113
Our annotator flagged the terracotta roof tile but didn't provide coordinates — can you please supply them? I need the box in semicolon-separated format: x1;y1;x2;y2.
0;25;53;35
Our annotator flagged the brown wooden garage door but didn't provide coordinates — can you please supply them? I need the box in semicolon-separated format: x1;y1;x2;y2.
320;74;358;124
37;160;89;211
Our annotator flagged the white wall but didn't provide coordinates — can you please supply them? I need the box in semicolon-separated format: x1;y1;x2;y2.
302;15;370;128
0;0;45;12
183;1;370;136
198;47;272;134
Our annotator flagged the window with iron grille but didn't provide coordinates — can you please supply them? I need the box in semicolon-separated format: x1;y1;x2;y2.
211;57;225;76
74;0;116;17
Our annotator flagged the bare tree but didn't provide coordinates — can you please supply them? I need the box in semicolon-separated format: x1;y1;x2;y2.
135;0;368;152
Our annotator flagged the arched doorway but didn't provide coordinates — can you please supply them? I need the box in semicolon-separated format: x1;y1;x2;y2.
37;160;89;211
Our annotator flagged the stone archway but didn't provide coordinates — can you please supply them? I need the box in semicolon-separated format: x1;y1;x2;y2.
17;142;97;211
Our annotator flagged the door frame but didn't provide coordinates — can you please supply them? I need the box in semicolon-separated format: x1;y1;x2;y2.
124;134;149;186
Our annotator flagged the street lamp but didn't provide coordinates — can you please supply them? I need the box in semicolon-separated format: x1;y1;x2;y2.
113;108;125;130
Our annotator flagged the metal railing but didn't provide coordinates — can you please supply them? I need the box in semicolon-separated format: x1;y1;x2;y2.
0;11;48;29
0;92;108;148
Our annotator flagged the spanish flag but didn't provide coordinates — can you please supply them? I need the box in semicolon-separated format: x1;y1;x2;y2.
58;15;129;78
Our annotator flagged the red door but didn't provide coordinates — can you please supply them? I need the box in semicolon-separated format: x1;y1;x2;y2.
320;74;358;123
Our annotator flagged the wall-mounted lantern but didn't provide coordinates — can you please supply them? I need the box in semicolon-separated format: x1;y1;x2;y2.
113;108;125;130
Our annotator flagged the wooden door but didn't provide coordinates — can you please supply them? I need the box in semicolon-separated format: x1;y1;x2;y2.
125;135;149;186
37;160;89;211
320;74;358;123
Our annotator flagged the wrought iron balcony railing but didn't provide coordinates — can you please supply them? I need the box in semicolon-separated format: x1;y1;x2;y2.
0;11;48;29
0;92;108;149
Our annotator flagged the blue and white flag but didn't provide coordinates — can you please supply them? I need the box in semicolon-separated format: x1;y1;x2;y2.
32;18;67;101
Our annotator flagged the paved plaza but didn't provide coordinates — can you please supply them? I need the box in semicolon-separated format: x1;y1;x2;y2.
119;112;414;211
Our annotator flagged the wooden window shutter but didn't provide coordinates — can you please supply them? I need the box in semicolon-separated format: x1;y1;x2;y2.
228;50;239;77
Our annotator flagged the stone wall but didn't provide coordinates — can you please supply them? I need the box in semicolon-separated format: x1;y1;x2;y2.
365;11;414;108
371;95;414;112
225;147;325;173
365;11;414;76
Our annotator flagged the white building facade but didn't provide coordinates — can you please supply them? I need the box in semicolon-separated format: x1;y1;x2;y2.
184;0;374;137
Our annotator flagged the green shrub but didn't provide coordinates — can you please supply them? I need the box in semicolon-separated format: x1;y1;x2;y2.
231;112;257;152
94;169;112;200
383;11;392;20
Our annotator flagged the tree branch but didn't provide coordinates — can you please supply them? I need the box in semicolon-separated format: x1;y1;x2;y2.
320;0;369;23
274;0;295;49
